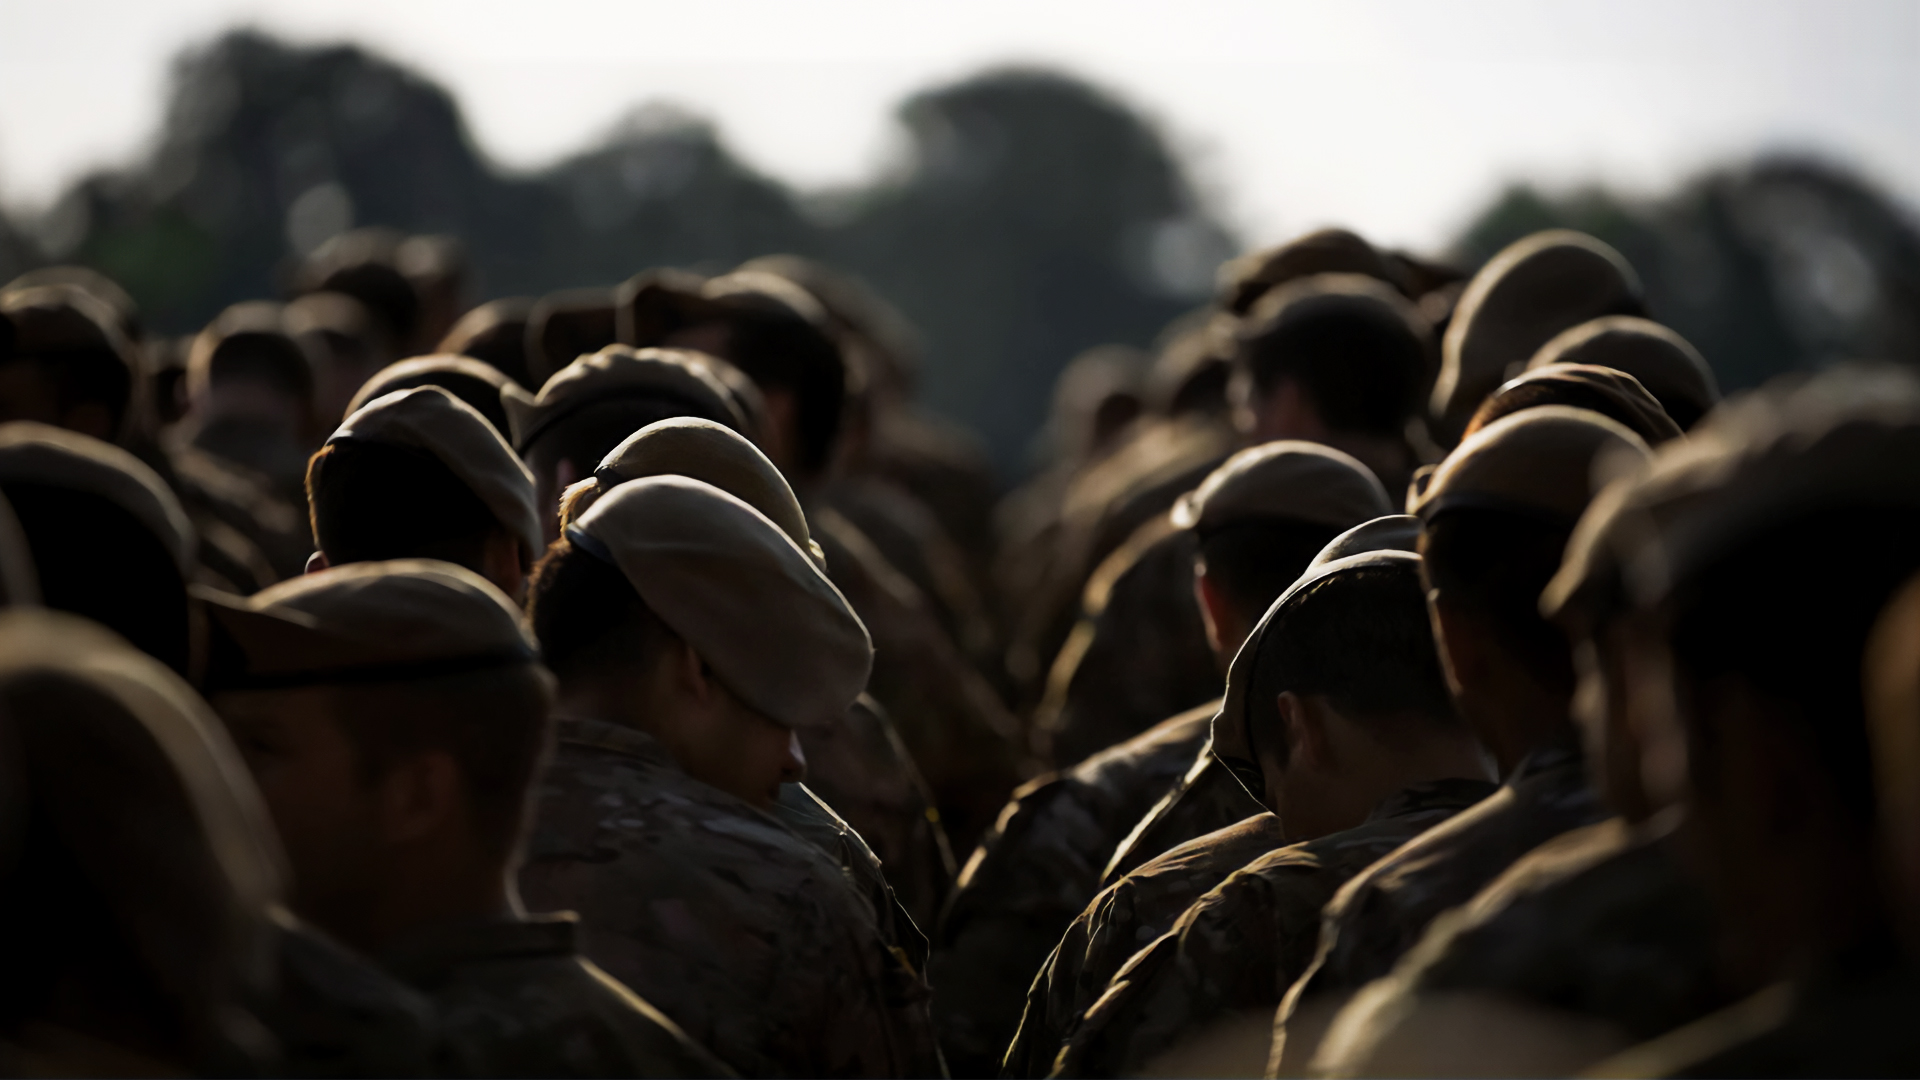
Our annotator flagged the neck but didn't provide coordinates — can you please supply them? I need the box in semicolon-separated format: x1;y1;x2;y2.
555;669;652;733
1350;724;1497;818
1463;656;1574;777
328;850;517;955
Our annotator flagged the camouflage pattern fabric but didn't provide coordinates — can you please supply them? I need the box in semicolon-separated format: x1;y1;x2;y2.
1004;811;1287;1077
928;701;1216;1078
1053;779;1496;1078
519;717;943;1079
773;780;931;973
1278;738;1605;1042
252;909;440;1077
379;912;735;1077
1100;744;1266;886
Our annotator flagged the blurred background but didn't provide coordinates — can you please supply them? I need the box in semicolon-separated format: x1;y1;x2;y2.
2;0;1916;476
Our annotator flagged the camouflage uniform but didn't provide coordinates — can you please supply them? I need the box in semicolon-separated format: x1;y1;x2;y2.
929;700;1217;1077
1101;742;1266;885
1279;738;1605;1037
520;717;943;1079
773;780;931;973
254;909;441;1077
1004;810;1287;1077
1054;779;1495;1078
379;912;734;1077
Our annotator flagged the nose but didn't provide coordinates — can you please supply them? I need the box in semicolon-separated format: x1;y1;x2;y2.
781;730;807;785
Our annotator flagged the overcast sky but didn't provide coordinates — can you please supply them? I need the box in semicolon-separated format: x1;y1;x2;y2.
2;0;1915;253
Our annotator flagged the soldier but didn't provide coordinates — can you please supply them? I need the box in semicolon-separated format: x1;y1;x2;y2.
181;301;323;508
295;228;426;356
1039;551;1495;1078
518;476;943;1077
201;559;728;1076
525;288;622;386
1273;407;1652;1071
438;296;537;391
937;442;1392;1074
1525;315;1719;430
343;354;529;438
305;386;539;601
504;343;752;539
287;291;399;429
1428;230;1645;447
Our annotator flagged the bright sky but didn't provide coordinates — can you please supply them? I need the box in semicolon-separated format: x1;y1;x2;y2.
2;0;1916;253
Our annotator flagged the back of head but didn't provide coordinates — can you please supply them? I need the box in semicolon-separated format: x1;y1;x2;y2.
343;354;520;436
1146;310;1236;418
0;423;197;674
1235;273;1435;439
1048;344;1146;462
438;297;535;390
1217;228;1400;316
0;284;139;441
524;288;619;387
1432;230;1644;446
4;266;141;343
1466;362;1682;446
190;302;313;404
296;228;421;350
1528;315;1718;430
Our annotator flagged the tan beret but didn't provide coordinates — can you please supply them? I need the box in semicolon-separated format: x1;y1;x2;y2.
1470;362;1683;447
1308;514;1422;570
1217;228;1398;315
1212;549;1427;795
438;296;534;389
202;559;536;691
1412;406;1651;526
560;416;825;565
1431;231;1643;444
504;345;748;453
570;476;871;731
1171;440;1392;535
1527;315;1719;428
329;387;541;556
344;354;531;431
0;421;196;575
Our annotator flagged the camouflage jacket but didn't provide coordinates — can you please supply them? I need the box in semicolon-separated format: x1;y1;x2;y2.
519;717;943;1079
380;913;734;1078
928;702;1216;1078
1004;811;1286;1077
249;908;440;1077
1054;779;1496;1078
1315;811;1724;1079
1278;738;1604;1036
1100;743;1266;886
773;781;930;973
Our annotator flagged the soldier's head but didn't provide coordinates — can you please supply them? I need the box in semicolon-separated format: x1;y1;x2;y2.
527;477;870;810
1231;274;1432;451
0;284;139;443
1172;441;1393;661
1527;316;1718;431
620;270;845;484
1411;407;1651;776
1463;363;1682;447
295;228;422;354
0;423;197;675
285;291;396;425
343;354;524;441
438;296;535;390
1212;550;1482;842
506;345;755;542
203;561;550;952
1603;369;1920;991
307;387;540;601
189;301;317;442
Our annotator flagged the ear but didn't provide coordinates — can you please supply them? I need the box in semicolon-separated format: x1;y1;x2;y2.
1277;690;1333;771
672;638;718;706
304;550;331;575
378;749;464;846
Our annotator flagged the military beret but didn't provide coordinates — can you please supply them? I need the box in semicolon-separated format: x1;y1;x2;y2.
0;421;196;575
284;290;386;351
189;300;311;399
1431;230;1643;445
328;387;541;556
569;476;871;731
504;345;747;454
1527;316;1719;429
437;296;535;389
343;354;530;436
1236;273;1433;383
1211;549;1427;797
4;266;141;342
1217;228;1399;315
0;490;37;608
524;287;618;387
1470;362;1683;446
0;283;136;369
559;416;825;565
1307;514;1422;570
1171;440;1393;536
1411;406;1651;527
202;559;536;692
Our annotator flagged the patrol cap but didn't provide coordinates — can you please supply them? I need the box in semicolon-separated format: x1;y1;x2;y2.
568;475;871;731
559;416;825;565
438;296;535;389
1469;362;1683;446
1211;549;1427;797
201;559;536;692
0;421;196;575
343;354;529;436
1411;406;1652;528
1171;440;1393;537
1307;514;1422;570
328;387;541;557
1217;228;1398;315
1431;230;1643;444
1527;315;1719;430
504;344;749;454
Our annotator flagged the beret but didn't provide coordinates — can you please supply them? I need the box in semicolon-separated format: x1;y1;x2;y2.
0;421;196;575
570;476;870;731
328;387;541;557
504;345;747;453
1172;439;1392;536
1307;514;1422;570
343;354;530;435
437;296;535;390
560;417;825;565
0;283;137;370
1236;272;1432;378
1411;406;1651;527
202;559;535;691
1216;228;1398;315
1431;230;1643;444
1471;362;1682;446
1528;315;1719;428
